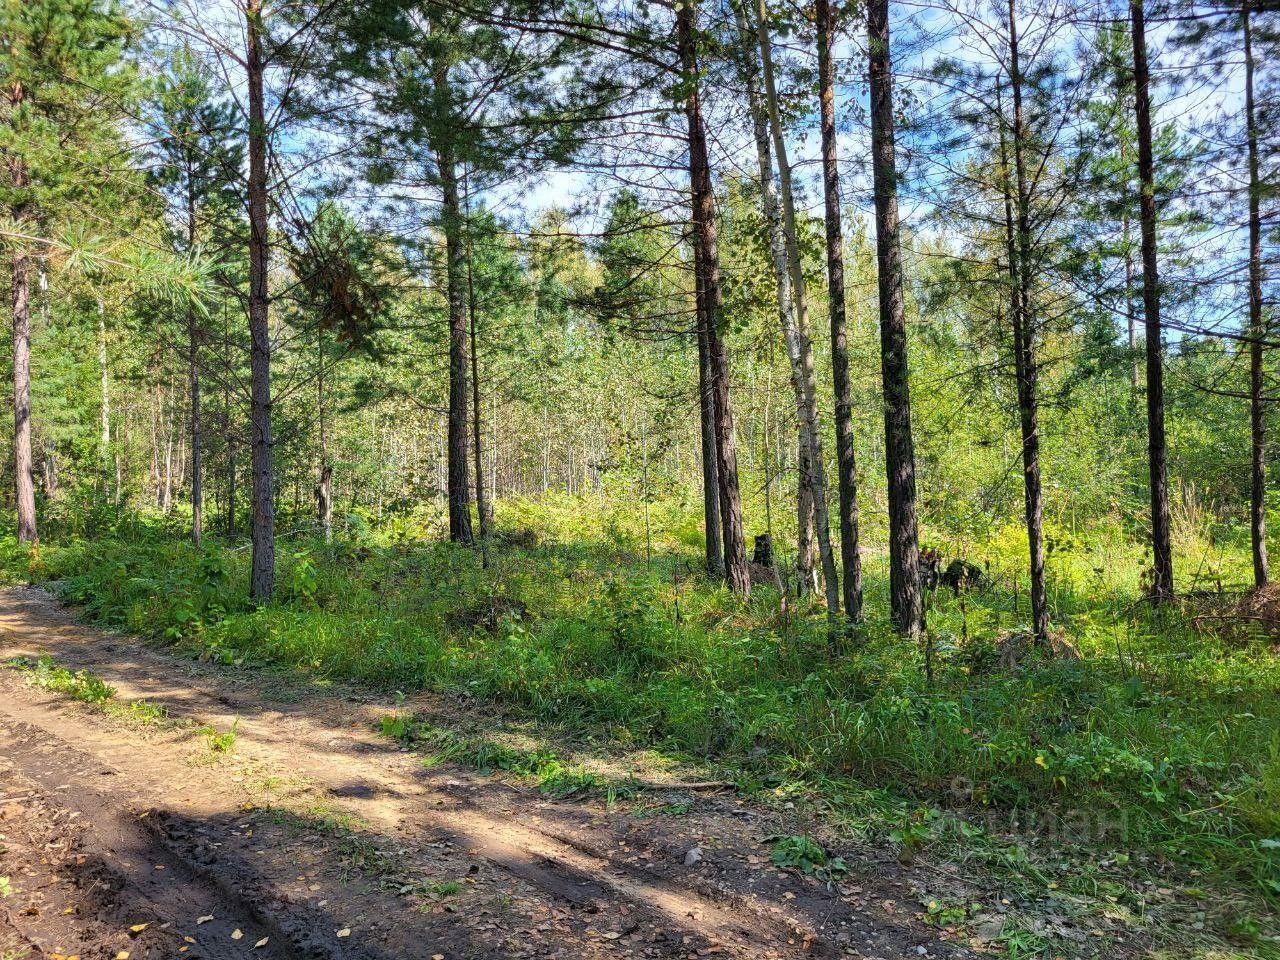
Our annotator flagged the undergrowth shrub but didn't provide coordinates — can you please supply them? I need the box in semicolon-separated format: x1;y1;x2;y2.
2;506;1277;900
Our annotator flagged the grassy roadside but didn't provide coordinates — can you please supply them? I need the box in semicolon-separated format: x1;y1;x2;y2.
2;498;1277;956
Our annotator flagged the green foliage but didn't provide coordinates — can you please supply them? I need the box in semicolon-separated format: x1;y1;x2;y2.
769;834;847;880
205;718;238;753
6;654;116;703
5;498;1280;909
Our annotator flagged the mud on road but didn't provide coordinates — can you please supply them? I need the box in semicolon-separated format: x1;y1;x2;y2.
0;586;977;960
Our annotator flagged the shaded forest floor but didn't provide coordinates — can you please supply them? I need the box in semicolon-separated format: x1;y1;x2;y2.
0;498;1277;957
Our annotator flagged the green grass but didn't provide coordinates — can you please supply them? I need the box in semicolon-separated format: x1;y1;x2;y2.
3;495;1279;952
5;654;173;728
380;713;635;798
6;654;117;703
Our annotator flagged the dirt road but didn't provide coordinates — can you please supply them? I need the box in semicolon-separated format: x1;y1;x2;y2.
0;586;975;959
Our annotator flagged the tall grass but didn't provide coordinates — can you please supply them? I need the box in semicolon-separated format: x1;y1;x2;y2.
3;495;1277;902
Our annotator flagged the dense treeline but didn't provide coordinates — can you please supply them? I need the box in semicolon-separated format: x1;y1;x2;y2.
1;0;1276;633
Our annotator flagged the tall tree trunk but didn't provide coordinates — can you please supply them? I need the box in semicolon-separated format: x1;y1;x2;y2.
438;146;474;544
316;328;332;542
866;0;923;636
678;0;749;595
463;172;493;539
163;396;174;513
1006;0;1049;643
694;243;725;577
224;313;236;538
246;0;275;600
1244;0;1268;588
1130;0;1173;602
746;0;839;614
150;386;161;504
816;0;863;622
98;304;111;496
187;182;202;545
8;83;36;543
189;324;202;544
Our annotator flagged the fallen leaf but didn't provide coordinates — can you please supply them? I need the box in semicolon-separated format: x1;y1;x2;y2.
197;915;213;925
129;924;148;934
116;952;130;959
231;929;243;940
336;928;351;938
255;937;269;948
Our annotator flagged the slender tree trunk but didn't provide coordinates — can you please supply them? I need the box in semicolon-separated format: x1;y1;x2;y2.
695;243;725;577
11;244;35;542
8;81;36;543
246;0;275;600
1244;0;1268;588
796;448;817;595
224;313;236;538
163;398;174;512
816;0;863;623
437;145;474;544
463;171;493;539
1130;0;1173;602
747;0;839;614
1006;0;1049;643
150;386;161;505
867;0;923;636
186;183;202;545
98;304;111;496
316;328;332;542
678;0;749;595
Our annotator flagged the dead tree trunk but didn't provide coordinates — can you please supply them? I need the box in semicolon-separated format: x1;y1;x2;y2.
867;0;923;636
678;0;749;595
1130;0;1174;602
246;0;276;600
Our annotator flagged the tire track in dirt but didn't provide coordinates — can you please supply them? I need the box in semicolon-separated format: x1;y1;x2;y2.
0;719;308;960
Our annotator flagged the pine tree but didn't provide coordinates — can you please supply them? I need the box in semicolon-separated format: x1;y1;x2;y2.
1;0;133;542
149;46;244;546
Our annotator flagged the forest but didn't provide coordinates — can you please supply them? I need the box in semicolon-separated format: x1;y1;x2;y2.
0;0;1278;956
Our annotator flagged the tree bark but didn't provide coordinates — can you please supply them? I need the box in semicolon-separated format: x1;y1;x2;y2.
246;0;275;600
746;0;839;614
1006;0;1049;642
316;328;332;542
678;0;749;596
8;77;36;544
11;241;36;543
98;304;111;496
694;242;725;577
463;173;493;540
816;0;863;623
1130;0;1174;602
187;180;202;545
1244;0;1268;588
438;147;474;544
866;0;923;636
